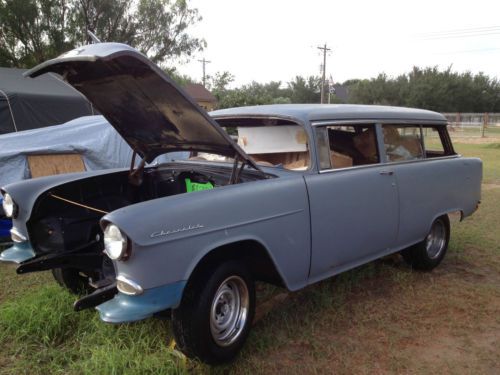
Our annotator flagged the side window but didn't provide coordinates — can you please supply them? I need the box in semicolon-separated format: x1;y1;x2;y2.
316;124;380;170
382;125;424;162
422;125;454;157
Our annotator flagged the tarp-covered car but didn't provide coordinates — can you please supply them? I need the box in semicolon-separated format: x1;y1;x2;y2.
0;67;95;135
0;43;482;364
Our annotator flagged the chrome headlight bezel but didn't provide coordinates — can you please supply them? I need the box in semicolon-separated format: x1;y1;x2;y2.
103;224;129;260
2;193;17;218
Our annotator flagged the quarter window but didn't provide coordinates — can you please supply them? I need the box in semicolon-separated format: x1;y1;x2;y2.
382;125;424;162
422;125;455;157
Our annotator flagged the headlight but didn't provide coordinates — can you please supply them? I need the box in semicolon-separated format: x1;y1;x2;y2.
2;193;17;218
103;224;128;260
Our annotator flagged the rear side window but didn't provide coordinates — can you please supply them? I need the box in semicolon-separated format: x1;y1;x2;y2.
382;125;424;162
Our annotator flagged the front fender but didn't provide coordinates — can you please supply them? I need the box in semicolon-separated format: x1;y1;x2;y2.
105;175;311;291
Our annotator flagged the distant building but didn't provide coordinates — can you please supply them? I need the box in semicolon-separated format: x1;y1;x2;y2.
183;83;218;111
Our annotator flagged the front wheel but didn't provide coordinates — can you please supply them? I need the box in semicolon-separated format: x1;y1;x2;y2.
171;260;255;364
402;215;450;270
51;268;93;295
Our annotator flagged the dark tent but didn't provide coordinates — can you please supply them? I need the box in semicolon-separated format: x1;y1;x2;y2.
0;67;95;135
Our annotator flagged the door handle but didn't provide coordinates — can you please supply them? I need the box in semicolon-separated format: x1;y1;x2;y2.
379;170;394;176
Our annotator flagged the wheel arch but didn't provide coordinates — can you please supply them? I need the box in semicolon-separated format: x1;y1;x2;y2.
429;209;456;232
419;211;452;245
183;238;288;295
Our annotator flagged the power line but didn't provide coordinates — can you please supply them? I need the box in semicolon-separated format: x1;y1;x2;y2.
317;43;331;104
415;25;500;37
414;25;500;40
436;46;500;55
419;31;500;41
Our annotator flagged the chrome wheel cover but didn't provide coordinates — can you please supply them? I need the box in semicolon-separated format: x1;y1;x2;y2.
210;275;249;347
425;220;446;259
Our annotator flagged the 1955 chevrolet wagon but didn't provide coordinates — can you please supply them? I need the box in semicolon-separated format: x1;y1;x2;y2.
0;43;482;364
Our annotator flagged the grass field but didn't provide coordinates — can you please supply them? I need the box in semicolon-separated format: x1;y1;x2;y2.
0;142;499;374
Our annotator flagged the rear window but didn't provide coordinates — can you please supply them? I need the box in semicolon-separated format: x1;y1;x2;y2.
381;124;455;161
382;125;424;162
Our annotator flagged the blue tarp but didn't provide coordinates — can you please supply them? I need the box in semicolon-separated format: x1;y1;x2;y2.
0;115;188;187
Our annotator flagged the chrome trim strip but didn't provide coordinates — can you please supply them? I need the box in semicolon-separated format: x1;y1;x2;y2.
10;227;27;243
319;163;382;174
116;275;144;296
319;155;460;174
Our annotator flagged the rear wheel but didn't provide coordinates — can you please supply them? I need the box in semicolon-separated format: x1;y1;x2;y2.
402;215;450;270
171;260;255;364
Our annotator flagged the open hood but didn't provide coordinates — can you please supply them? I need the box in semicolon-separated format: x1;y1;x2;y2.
25;43;258;168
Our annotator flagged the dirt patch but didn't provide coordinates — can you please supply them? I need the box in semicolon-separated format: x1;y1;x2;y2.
405;322;500;375
482;183;500;190
254;292;289;324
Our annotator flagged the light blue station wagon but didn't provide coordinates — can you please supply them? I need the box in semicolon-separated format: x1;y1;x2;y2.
0;43;482;364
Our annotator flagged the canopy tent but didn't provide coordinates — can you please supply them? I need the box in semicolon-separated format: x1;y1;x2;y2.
0;67;95;135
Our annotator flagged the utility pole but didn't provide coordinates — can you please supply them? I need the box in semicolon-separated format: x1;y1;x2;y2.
198;58;211;87
317;43;331;104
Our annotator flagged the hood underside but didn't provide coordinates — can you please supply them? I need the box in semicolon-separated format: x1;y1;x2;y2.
25;43;256;166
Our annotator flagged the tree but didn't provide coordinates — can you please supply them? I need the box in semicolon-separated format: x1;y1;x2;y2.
287;75;321;103
215;81;292;109
0;0;205;68
346;67;500;112
0;0;74;67
206;71;234;93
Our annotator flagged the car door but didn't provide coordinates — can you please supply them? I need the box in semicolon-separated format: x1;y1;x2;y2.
305;124;399;282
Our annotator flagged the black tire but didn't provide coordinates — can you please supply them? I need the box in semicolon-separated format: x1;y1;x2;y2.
51;268;93;295
171;260;256;364
402;215;450;271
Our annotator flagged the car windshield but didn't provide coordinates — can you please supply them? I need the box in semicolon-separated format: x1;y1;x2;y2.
192;124;310;171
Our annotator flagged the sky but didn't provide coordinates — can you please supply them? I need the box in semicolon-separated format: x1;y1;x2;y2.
177;0;500;87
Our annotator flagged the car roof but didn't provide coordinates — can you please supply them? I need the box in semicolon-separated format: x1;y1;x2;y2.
211;104;447;124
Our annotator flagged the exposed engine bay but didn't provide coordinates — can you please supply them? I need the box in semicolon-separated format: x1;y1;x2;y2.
19;162;270;309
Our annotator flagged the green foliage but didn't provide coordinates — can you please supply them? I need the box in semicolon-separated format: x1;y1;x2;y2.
347;66;500;112
287;75;321;103
0;0;204;68
168;69;196;86
211;75;322;109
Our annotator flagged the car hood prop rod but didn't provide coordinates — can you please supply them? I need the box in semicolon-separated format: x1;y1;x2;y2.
49;193;109;215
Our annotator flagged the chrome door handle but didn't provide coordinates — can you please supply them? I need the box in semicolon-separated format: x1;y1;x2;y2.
380;170;394;176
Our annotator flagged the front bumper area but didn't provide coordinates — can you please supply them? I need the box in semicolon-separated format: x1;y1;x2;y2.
0;241;36;263
96;280;187;323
